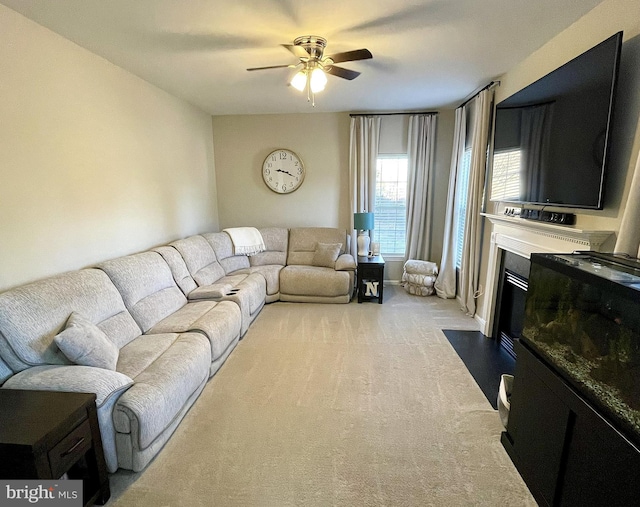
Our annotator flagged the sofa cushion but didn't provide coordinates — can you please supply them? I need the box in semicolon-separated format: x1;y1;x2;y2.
54;312;119;370
98;252;188;334
117;333;183;380
287;228;347;266
171;236;226;286
248;265;283;296
312;243;342;268
147;300;241;360
280;265;351;297
113;332;211;449
249;227;288;267
0;356;12;385
0;269;140;371
147;300;216;334
153;245;198;296
203;232;251;274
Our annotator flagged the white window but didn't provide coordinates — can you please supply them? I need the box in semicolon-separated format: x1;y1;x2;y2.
455;148;472;269
372;155;408;256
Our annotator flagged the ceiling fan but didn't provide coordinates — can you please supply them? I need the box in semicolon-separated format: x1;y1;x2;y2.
247;36;372;104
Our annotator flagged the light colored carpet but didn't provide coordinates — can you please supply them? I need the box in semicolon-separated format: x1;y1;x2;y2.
109;286;535;506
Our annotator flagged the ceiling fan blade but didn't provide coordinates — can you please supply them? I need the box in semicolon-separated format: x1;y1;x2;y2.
281;44;310;59
325;65;361;80
327;49;372;64
247;64;295;71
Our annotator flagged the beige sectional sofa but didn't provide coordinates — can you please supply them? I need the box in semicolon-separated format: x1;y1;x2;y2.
0;226;355;473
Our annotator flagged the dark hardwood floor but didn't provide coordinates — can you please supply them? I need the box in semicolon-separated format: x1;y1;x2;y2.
443;330;515;409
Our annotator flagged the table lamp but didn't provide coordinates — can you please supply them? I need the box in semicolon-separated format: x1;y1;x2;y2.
354;212;374;257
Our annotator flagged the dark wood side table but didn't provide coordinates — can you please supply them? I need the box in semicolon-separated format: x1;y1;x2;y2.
357;255;385;303
0;389;110;506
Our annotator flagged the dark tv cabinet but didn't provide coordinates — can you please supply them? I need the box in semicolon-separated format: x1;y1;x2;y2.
502;340;640;506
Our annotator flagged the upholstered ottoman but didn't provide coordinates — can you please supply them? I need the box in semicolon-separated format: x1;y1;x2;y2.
402;260;438;296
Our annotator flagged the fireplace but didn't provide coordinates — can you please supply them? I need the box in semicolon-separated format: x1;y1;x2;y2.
480;213;614;340
492;251;530;357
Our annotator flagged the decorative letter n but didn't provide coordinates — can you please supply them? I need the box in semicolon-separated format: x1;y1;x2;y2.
365;281;379;296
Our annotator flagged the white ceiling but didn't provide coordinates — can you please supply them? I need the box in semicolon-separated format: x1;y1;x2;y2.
1;0;604;115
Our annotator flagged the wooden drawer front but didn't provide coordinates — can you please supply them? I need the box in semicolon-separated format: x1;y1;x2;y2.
48;419;92;479
358;264;383;276
360;265;382;278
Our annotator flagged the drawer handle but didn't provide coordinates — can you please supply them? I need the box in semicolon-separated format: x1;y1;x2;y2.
61;437;85;457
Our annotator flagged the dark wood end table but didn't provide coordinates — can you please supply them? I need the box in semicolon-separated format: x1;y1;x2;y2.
357;255;385;303
0;389;110;506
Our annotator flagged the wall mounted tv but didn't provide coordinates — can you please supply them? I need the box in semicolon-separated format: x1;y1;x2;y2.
490;31;622;209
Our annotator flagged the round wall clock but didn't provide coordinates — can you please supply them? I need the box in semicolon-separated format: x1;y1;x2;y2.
262;149;305;194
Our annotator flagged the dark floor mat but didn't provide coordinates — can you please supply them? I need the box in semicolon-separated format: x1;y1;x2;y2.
443;330;515;409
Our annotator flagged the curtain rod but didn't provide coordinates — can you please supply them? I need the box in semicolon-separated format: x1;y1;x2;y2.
349;111;438;117
457;80;500;109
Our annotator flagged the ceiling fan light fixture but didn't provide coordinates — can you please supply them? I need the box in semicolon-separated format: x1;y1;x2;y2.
310;68;327;93
249;36;372;105
290;70;307;92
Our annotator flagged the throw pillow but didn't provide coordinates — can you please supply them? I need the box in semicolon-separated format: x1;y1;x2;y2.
54;312;119;370
312;242;342;268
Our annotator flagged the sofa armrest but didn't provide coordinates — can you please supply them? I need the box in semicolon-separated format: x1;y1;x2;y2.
2;365;133;408
335;254;356;271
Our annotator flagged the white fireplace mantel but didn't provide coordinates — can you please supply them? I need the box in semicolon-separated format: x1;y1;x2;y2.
479;213;614;336
483;213;614;256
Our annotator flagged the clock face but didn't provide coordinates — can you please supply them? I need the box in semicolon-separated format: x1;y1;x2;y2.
262;149;305;194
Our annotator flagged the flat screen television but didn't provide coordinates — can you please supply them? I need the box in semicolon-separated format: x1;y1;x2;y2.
490;31;622;209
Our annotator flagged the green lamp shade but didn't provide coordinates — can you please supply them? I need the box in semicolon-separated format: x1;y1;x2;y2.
354;212;374;231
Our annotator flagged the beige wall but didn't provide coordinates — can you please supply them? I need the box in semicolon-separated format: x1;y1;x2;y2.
212;113;350;231
478;0;640;322
0;5;219;292
213;111;454;281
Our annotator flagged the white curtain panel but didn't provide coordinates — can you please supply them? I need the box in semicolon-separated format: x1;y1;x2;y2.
405;114;437;262
459;89;494;315
614;148;640;258
349;116;381;258
435;108;466;299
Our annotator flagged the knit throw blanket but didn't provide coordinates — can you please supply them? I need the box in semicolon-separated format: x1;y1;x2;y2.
223;227;266;256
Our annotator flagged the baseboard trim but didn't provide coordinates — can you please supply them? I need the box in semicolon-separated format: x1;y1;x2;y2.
475;314;487;333
452;295;489;333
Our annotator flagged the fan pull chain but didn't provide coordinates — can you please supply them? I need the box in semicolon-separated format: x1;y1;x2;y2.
306;79;316;107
